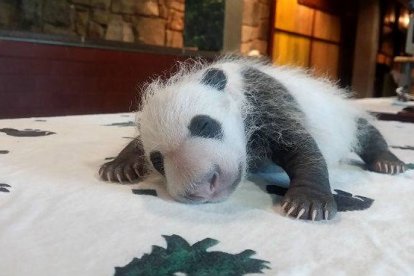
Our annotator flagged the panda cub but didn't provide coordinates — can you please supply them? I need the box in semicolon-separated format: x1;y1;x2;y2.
99;57;406;221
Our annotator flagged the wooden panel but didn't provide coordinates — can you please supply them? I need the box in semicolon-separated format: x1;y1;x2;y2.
313;11;341;42
310;41;339;79
275;0;314;35
298;0;340;14
273;32;311;67
0;40;198;119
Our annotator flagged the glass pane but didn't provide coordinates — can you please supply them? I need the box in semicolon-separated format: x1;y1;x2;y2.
313;11;341;42
273;32;311;67
310;41;339;79
275;0;314;36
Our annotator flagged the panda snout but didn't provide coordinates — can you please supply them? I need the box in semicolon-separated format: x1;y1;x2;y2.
183;167;220;203
179;162;244;204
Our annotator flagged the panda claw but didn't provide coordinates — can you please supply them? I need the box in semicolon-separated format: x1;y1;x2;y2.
384;163;388;174
312;210;317;221
126;173;133;183
281;202;288;210
107;172;112;182
324;210;329;220
133;167;142;178
116;173;123;183
377;162;382;171
99;166;104;178
286;206;296;217
296;208;305;219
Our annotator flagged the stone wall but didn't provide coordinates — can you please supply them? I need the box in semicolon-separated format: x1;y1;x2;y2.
240;0;271;55
1;0;273;53
0;0;185;48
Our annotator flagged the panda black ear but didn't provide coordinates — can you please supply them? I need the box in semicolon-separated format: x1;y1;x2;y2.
201;68;227;91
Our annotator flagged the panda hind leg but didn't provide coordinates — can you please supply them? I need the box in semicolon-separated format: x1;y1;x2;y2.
355;118;406;174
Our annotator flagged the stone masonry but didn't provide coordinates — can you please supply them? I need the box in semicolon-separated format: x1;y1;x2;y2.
0;0;272;53
0;0;185;48
240;0;271;55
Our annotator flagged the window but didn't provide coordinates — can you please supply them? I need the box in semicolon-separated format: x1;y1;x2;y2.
272;0;341;79
184;0;225;51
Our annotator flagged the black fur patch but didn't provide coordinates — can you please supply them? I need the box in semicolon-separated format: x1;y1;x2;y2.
242;67;328;186
0;150;9;154
150;151;165;176
243;67;335;220
201;68;227;91
242;67;301;161
188;115;223;139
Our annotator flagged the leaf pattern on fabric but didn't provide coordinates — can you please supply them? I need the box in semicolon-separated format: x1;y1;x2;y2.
104;121;135;127
114;235;270;276
132;189;157;197
333;189;374;212
0;128;55;137
391;145;414;150
0;183;11;193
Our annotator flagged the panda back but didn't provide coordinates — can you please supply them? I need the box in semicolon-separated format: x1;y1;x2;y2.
251;63;368;166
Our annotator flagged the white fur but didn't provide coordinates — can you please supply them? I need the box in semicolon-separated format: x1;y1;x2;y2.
258;65;369;166
138;57;371;199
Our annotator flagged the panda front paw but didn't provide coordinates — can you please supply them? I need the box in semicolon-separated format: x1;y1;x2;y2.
99;156;148;184
281;186;337;221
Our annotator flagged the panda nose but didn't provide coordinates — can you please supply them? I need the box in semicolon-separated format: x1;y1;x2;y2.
185;168;220;201
207;170;219;192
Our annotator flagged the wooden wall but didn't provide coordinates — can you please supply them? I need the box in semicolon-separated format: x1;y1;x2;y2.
0;40;195;119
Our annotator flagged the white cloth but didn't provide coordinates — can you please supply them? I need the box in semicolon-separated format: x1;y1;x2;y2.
0;112;413;276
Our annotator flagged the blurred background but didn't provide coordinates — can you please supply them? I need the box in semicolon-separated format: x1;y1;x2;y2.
0;0;411;118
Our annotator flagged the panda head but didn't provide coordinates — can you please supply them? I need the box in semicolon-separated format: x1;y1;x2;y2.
139;67;247;203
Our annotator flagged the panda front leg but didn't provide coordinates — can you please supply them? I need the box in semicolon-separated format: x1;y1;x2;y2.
356;118;406;174
99;137;149;183
272;134;337;221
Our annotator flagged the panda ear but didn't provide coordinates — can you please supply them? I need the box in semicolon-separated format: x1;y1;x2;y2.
201;68;227;91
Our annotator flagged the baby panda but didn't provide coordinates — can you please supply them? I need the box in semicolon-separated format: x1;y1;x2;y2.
99;57;407;221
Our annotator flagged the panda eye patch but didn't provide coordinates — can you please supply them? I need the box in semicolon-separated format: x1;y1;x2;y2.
150;151;165;175
188;115;223;139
